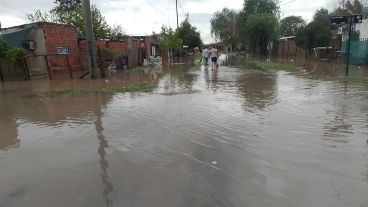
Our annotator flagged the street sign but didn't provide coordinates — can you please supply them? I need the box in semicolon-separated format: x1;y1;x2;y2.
353;15;363;23
330;15;363;25
331;16;349;25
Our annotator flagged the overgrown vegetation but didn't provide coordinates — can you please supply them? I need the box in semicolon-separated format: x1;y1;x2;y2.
40;83;156;97
0;39;27;67
250;60;368;84
251;61;295;72
176;16;203;49
5;48;27;66
0;39;8;58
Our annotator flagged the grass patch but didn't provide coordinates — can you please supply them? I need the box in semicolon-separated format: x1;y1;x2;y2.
250;60;368;84
99;83;155;94
130;65;147;72
251;61;295;72
307;74;368;84
41;83;156;97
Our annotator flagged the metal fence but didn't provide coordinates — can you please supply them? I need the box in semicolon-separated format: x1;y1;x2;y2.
341;38;368;64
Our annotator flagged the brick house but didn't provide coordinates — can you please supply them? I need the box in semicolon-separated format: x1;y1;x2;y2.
0;22;81;77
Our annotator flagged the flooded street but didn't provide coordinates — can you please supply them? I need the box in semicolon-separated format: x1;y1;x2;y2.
1;58;368;207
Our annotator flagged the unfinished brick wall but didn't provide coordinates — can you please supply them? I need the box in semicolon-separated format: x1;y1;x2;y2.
42;23;80;69
79;40;126;53
107;41;127;50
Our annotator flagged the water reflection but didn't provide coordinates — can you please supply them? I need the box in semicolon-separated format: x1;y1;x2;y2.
94;96;113;207
0;115;19;151
159;64;198;92
0;93;20;150
237;71;278;111
323;84;354;142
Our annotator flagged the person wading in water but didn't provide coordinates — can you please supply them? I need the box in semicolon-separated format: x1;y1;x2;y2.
210;45;219;70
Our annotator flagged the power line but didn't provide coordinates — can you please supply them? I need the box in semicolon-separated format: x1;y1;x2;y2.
144;0;166;17
178;0;186;16
279;0;299;6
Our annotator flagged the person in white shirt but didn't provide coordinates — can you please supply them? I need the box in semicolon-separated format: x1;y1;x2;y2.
202;47;210;66
210;46;219;70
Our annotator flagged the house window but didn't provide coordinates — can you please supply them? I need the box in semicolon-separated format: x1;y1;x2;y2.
57;47;69;54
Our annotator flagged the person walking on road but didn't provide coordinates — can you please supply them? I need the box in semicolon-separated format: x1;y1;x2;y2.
210;45;219;70
202;46;210;66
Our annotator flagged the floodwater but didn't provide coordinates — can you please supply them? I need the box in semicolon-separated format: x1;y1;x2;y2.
274;56;368;76
1;56;368;207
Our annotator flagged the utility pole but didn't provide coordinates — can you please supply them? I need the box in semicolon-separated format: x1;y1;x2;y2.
82;0;97;79
176;0;179;29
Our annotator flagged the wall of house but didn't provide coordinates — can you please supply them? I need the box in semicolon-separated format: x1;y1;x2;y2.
42;23;80;70
107;41;127;50
26;26;48;76
357;18;368;39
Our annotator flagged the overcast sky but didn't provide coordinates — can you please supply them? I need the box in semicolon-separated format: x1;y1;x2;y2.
0;0;328;43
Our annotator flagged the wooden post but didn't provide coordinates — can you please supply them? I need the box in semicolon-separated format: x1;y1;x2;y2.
22;57;30;80
287;41;290;62
44;55;52;80
0;65;3;82
98;47;106;78
65;55;73;79
331;42;335;61
82;0;97;79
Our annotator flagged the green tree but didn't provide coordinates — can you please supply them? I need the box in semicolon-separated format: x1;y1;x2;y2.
313;8;330;26
242;0;278;15
27;0;112;39
0;39;8;58
280;16;306;36
110;24;126;40
176;16;203;49
296;8;331;54
210;8;239;51
331;0;362;15
157;26;183;51
244;14;278;56
238;0;279;51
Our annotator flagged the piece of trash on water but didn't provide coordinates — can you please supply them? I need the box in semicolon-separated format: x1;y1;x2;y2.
212;161;218;165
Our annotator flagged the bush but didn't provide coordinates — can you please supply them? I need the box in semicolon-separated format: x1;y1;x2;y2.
0;39;8;58
5;47;27;66
99;48;122;60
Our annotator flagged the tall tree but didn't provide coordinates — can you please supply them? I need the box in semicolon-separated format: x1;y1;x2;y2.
110;24;126;40
242;0;278;15
157;26;183;51
313;8;330;26
296;8;331;54
27;0;112;39
238;0;279;55
244;14;278;56
176;16;203;49
331;0;362;15
210;8;239;51
280;16;306;36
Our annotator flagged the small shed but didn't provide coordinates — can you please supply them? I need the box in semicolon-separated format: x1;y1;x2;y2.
0;22;81;78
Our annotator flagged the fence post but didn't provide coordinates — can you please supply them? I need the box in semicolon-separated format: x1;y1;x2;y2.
0;63;3;82
22;57;30;80
65;55;73;79
44;55;52;80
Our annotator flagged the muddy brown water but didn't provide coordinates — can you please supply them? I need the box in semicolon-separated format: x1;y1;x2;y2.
1;57;368;207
